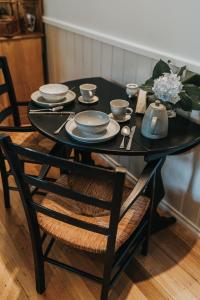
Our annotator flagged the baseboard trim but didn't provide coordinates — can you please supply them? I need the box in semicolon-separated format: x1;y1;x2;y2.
43;16;200;73
159;200;200;237
101;154;200;237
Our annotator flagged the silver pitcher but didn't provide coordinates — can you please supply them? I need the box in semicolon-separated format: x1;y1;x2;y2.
141;100;168;139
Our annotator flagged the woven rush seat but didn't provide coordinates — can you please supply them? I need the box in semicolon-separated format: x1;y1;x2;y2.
8;131;55;154
37;173;150;254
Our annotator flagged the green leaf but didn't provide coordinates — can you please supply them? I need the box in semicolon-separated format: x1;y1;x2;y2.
178;92;193;111
184;84;200;96
182;70;197;84
144;78;154;86
183;84;200;110
177;65;186;77
140;78;154;92
152;59;170;79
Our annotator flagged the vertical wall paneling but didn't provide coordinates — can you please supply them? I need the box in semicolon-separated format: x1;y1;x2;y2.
46;24;56;82
101;43;113;80
82;36;93;78
111;47;125;84
45;24;200;230
135;55;153;85
74;33;84;80
65;31;75;81
91;39;102;77
123;50;138;85
55;28;68;82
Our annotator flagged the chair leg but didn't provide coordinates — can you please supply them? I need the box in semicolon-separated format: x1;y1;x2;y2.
101;281;110;300
35;260;45;294
29;227;46;294
34;251;45;294
0;156;10;209
101;257;113;300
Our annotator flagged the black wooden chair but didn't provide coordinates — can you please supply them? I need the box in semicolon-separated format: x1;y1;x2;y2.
0;135;162;300
0;56;60;208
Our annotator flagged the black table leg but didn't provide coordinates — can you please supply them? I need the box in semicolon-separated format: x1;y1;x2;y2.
145;157;176;233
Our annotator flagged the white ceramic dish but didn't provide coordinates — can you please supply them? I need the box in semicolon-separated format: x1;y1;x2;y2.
74;110;110;134
65;118;120;144
78;95;99;104
108;113;131;123
31;90;76;108
39;84;69;102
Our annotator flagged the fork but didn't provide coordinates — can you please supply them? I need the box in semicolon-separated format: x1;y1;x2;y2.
54;113;75;135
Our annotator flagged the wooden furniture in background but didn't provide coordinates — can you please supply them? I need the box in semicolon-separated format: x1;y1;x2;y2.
0;0;44;124
0;0;20;37
18;0;43;34
0;33;44;123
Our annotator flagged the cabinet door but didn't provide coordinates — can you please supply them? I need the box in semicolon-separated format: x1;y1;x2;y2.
0;37;44;124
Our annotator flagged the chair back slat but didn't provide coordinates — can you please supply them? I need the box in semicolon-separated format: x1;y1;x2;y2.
24;174;112;210
31;202;109;235
0;56;20;126
10;142;116;180
0;107;14;123
0;83;8;95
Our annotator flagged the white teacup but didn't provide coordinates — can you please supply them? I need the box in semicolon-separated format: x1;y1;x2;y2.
80;83;97;102
110;99;133;120
126;83;139;98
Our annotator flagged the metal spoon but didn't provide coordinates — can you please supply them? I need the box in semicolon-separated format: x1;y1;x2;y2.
120;126;130;149
29;105;64;113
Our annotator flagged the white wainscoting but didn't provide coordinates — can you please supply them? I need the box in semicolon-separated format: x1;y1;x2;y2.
45;24;200;235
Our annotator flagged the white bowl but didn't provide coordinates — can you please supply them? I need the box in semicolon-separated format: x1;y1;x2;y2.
74;110;110;134
39;84;69;102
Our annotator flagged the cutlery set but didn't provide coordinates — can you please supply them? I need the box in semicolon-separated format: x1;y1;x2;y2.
120;126;136;150
29;111;74;115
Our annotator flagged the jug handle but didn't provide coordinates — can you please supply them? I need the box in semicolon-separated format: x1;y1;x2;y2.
151;116;158;135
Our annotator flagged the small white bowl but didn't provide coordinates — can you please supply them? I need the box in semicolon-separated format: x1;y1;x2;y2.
74;111;110;134
39;84;69;102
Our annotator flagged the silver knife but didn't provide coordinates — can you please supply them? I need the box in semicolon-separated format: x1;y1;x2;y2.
29;111;74;115
126;126;136;150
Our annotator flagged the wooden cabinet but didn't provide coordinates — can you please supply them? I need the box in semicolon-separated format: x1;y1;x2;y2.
0;33;44;123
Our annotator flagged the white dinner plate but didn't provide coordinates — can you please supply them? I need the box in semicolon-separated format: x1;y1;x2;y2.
31;90;76;108
65;118;120;143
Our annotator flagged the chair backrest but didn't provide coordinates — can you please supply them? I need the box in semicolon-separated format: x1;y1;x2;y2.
0;135;126;248
0;56;20;127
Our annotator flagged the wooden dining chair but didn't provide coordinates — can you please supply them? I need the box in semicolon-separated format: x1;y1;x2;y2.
0;135;162;300
0;56;60;209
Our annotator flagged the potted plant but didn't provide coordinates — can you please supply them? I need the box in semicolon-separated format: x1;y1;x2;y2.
141;60;200;123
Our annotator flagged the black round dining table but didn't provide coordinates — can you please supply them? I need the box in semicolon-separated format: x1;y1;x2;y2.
28;77;200;232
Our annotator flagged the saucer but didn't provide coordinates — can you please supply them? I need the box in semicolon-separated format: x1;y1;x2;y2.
78;96;99;104
65;118;120;144
31;90;76;108
108;113;131;123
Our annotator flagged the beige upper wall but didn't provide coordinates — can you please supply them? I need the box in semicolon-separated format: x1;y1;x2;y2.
43;0;200;72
